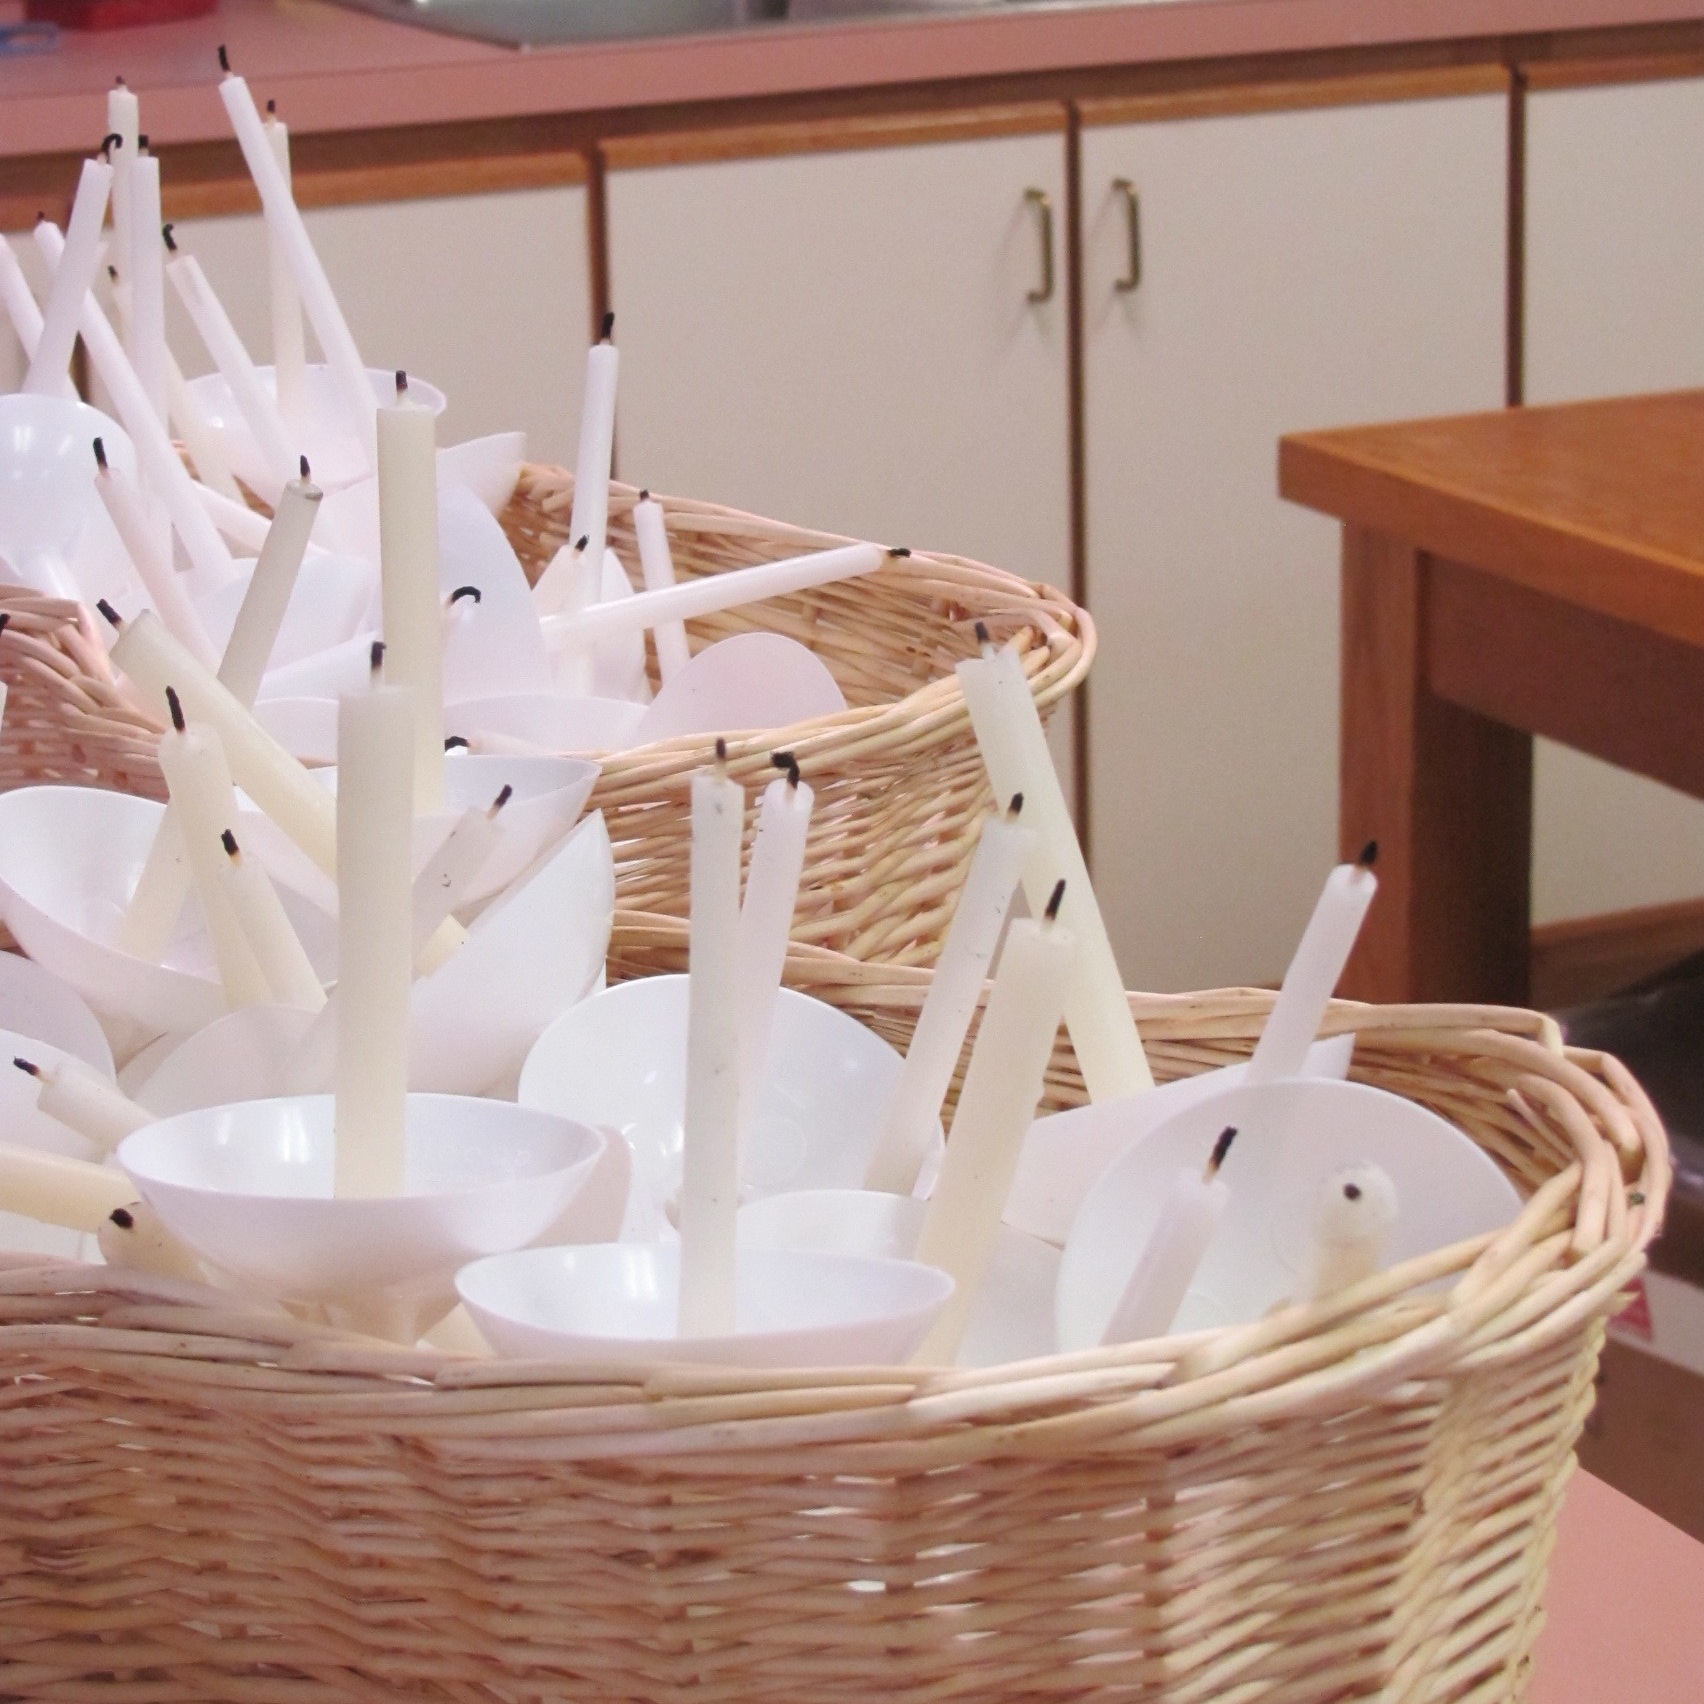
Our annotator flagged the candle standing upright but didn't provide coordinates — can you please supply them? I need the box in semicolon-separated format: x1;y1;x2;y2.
263;102;308;435
678;741;745;1339
956;630;1152;1103
129;148;168;431
567;313;618;614
333;646;415;1199
106;81;138;286
378;373;446;812
632;490;692;682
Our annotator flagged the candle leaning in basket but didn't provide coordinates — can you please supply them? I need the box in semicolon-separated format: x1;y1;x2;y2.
0;930;1666;1700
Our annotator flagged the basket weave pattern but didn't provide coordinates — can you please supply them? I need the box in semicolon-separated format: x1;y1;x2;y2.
0;471;1090;968
0;931;1666;1702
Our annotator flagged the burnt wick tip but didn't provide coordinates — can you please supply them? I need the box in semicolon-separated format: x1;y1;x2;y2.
165;685;185;732
101;132;123;158
217;43;230;71
638;488;650;502
12;1057;39;1077
1044;878;1066;922
444;736;470;751
974;620;991;645
369;639;386;673
887;546;912;558
266;98;277;115
161;222;176;252
574;535;589;553
1357;839;1379;869
1007;791;1024;817
715;737;729;764
96;598;122;628
1207;1126;1238;1177
220;828;239;857
1343;1181;1363;1201
491;783;513;813
299;454;310;480
0;613;11;638
771;749;800;789
600;310;615;341
394;369;407;395
92;437;108;470
448;585;481;606
109;1207;134;1230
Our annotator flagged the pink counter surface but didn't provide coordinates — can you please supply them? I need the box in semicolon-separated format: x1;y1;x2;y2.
2;0;1703;156
1531;1470;1704;1703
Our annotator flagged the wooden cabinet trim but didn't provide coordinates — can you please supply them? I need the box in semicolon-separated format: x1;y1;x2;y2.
601;103;1065;172
1079;65;1509;130
1522;52;1704;93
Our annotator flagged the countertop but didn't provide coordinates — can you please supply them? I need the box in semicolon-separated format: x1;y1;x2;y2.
3;0;1703;156
1531;1469;1704;1703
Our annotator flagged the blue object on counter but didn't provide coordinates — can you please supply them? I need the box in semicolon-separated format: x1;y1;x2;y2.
0;19;60;50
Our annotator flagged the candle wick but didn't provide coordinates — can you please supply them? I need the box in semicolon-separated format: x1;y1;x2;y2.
137;134;149;154
115;75;125;86
1044;878;1066;922
1343;1181;1363;1201
1204;1125;1238;1181
714;736;729;779
218;43;231;72
639;488;651;502
107;264;119;283
600;309;615;342
369;639;386;676
974;619;994;659
161;222;177;253
444;736;470;751
771;749;800;790
100;132;123;159
1006;791;1024;819
96;599;122;628
12;1057;40;1078
266;99;277;115
92;437;108;471
299;454;311;481
447;585;482;606
220;828;240;859
394;369;408;396
574;535;589;554
165;685;186;733
886;546;912;558
0;613;11;640
109;1207;134;1229
1356;839;1379;870
489;783;513;816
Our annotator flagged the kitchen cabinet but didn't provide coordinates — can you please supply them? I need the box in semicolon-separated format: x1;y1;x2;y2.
166;185;593;469
1525;72;1704;932
1080;82;1507;992
604;119;1076;791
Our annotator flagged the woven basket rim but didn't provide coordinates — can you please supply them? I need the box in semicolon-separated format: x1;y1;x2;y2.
0;925;1666;1462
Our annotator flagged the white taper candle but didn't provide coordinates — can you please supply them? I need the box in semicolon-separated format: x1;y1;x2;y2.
333;652;415;1198
107;607;338;878
106;82;138;285
155;695;272;1010
263;106;308;433
14;1055;152;1158
0;236;52;374
216;829;326;1012
632;490;692;681
33;220;237;590
1301;1164;1399;1302
167;241;295;487
218;64;374;460
1246;846;1378;1086
863;796;1035;1195
561;317;618;615
24;159;111;396
956;633;1152;1102
377;374;445;809
98;1201;205;1282
91;438;220;669
737;756;813;1132
542;542;887;649
0;1140;136;1233
217;465;322;704
129;152;168;428
409;786;507;968
1100;1127;1236;1345
678;743;745;1338
912;888;1075;1363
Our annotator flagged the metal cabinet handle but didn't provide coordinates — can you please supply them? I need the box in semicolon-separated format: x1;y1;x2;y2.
1024;187;1054;305
1113;178;1141;293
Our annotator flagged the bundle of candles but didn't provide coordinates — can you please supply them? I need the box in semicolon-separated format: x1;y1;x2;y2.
0;51;886;775
0;56;1526;1364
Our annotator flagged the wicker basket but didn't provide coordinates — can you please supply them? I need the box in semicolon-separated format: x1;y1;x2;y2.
0;921;1666;1702
0;469;1090;966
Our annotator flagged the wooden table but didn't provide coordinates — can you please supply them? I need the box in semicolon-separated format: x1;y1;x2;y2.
1279;390;1704;1006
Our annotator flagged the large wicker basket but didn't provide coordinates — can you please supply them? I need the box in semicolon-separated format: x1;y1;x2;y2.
0;469;1090;966
0;921;1666;1702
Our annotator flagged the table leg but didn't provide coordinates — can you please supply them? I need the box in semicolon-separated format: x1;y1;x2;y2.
1339;526;1533;1006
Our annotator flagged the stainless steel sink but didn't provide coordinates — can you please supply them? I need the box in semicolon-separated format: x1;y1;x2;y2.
328;0;1034;52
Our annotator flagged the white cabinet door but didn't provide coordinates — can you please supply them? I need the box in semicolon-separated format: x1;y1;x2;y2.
606;126;1074;786
1083;89;1506;992
1526;74;1704;929
169;185;593;468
